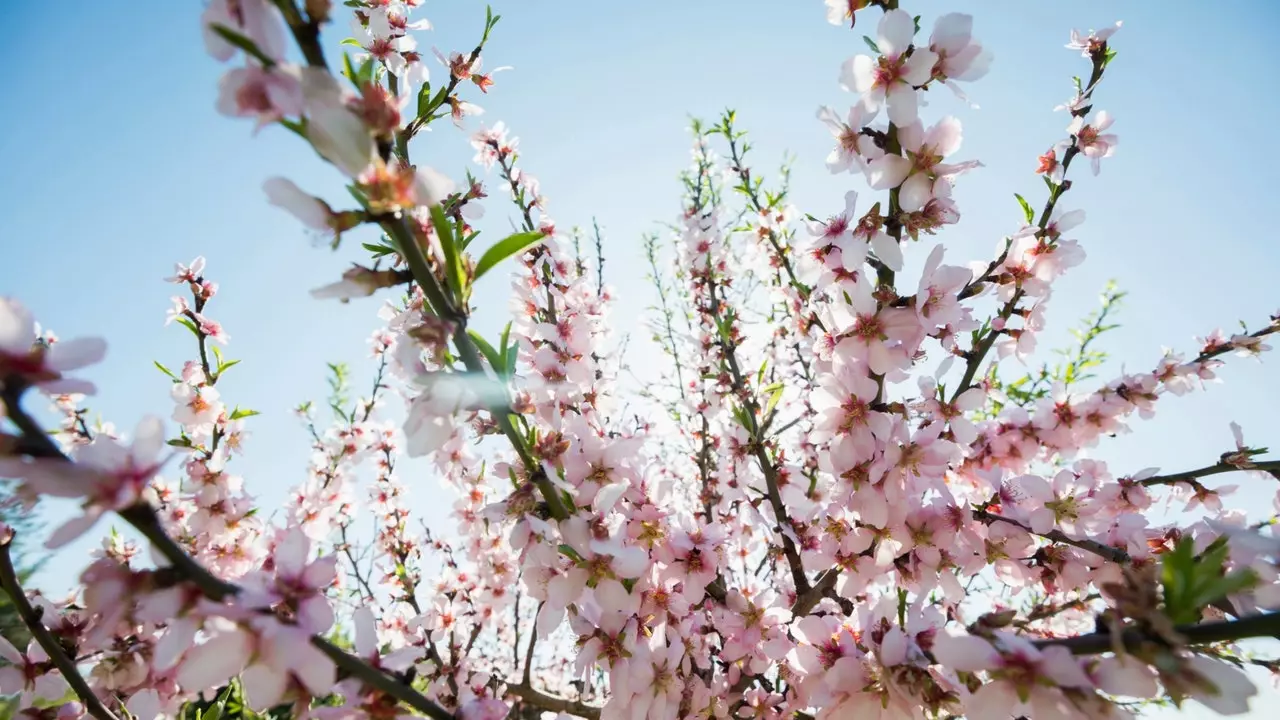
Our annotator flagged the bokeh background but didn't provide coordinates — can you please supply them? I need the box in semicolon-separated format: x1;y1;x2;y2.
1;2;1278;716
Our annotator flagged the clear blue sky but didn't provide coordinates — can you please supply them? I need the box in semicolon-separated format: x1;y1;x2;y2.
2;2;1278;715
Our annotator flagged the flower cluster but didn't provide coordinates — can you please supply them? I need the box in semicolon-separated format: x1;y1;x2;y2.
1;3;1278;720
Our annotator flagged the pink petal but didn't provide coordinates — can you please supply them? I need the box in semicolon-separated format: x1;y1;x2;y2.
0;636;21;664
130;416;167;466
274;527;310;578
0;297;36;356
240;662;288;710
289;641;337;698
154;617;199;671
45;509;104;549
353;606;377;658
297;595;335;634
177;629;252;692
44;337;107;373
931;633;999;671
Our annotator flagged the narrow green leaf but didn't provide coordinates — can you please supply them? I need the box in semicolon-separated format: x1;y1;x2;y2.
473;231;546;281
154;360;178;380
278;117;307;140
362;241;395;257
764;383;785;417
209;24;276;67
229;408;260;420
431;205;466;296
467;330;504;374
1014;194;1035;225
174;316;201;339
498;321;513;372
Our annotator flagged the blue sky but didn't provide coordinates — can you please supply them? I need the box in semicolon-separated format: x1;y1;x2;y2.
2;1;1279;715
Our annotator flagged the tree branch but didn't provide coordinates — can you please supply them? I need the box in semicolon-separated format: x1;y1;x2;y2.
0;388;456;720
973;509;1130;564
1141;460;1280;488
1037;610;1280;655
0;537;121;720
506;682;601;720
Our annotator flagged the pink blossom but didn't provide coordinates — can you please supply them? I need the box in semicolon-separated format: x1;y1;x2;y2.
0;416;169;548
1068;111;1118;175
928;13;992;102
202;0;287;63
1066;22;1122;58
816;105;882;174
841;10;938;125
0;636;69;706
216;64;303;130
0;297;106;395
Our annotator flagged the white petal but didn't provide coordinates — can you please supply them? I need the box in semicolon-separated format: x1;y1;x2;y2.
264;177;330;230
871;232;904;272
878;10;916;57
866;155;911;190
415;166;456;207
900;174;934;213
886;84;919;126
842;55;876;94
902;50;938;87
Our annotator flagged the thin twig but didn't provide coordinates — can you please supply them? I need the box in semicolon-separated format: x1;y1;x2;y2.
0;538;121;720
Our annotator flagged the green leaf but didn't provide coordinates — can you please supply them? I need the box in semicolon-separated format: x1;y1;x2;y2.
356;56;376;87
467;330;504;374
347;184;370;211
166;437;193;448
342;51;358;84
174;316;202;339
362;241;396;257
498;321;514;377
416;81;434;118
1014;194;1035;225
216;359;241;376
473;231;546;281
229;408;261;420
763;382;785;417
209;24;276;67
154;360;179;381
278;117;307;140
432;205;465;296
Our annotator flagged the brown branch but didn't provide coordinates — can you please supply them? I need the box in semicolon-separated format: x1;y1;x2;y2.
1141;460;1280;488
0;537;121;720
0;389;456;720
950;45;1112;404
506;682;601;720
973;509;1130;564
1037;610;1280;655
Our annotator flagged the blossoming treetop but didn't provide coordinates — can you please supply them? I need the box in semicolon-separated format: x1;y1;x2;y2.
1;1;1278;719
